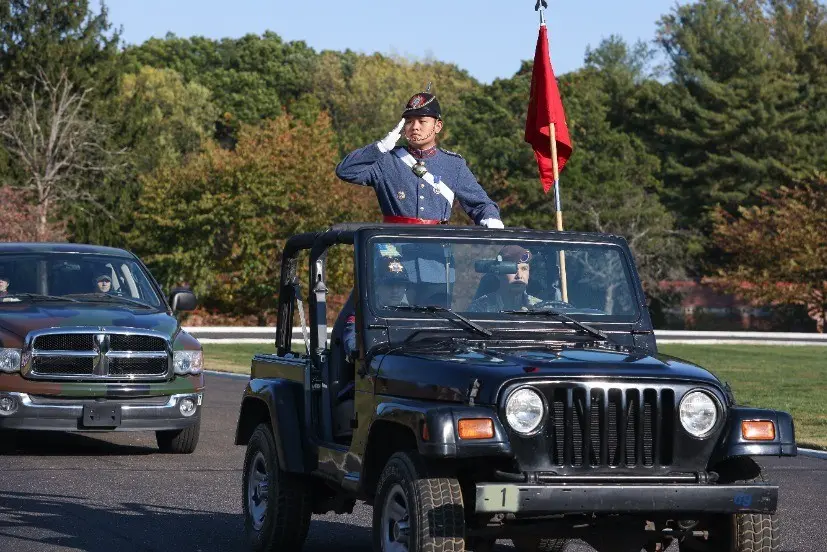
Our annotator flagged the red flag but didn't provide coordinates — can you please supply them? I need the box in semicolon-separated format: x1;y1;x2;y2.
524;24;572;194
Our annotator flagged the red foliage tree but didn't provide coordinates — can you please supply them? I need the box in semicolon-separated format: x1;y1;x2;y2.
706;176;827;332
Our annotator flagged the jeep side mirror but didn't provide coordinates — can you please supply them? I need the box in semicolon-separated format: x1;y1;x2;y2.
168;287;197;312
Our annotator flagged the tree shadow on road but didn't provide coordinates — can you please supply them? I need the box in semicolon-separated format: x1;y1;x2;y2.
1;430;157;456
0;490;376;552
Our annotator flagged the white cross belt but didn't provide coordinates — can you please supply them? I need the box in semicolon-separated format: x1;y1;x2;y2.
393;149;455;206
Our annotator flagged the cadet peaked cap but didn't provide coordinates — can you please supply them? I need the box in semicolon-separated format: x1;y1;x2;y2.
96;274;112;282
498;245;532;264
402;93;442;120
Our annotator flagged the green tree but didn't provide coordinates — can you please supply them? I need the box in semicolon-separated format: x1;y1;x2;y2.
653;0;821;238
68;65;218;247
122;31;318;132
313;51;479;155
130;112;375;323
0;0;121;109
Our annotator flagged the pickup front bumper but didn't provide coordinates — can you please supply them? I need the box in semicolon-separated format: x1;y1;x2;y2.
475;483;777;515
0;392;202;431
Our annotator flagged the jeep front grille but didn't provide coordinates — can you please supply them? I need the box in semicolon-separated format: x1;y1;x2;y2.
543;385;675;468
24;329;171;380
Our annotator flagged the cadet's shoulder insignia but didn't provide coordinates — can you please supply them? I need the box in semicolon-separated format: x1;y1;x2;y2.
439;148;464;159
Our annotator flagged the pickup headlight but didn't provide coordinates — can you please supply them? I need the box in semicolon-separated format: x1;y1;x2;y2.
679;390;718;437
173;350;203;375
505;387;545;434
0;348;22;373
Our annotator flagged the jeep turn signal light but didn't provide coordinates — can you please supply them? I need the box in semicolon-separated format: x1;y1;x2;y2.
742;420;775;441
458;418;494;440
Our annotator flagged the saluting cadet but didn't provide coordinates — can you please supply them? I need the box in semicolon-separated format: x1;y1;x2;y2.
335;90;504;228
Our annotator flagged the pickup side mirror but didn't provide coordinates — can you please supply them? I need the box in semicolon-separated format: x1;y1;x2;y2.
168;287;197;312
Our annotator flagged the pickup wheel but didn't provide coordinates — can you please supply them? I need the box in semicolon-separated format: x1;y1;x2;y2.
511;537;567;552
372;451;465;552
243;423;312;552
155;420;200;454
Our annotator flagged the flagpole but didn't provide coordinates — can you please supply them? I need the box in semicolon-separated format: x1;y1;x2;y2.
536;0;569;302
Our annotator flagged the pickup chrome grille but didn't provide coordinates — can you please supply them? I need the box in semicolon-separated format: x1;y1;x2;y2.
23;328;170;380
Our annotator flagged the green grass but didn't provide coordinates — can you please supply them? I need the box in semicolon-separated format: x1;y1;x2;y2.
659;344;827;449
203;343;827;449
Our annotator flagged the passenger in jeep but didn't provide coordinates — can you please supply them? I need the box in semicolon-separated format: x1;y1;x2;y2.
467;244;544;312
340;256;410;400
0;275;9;297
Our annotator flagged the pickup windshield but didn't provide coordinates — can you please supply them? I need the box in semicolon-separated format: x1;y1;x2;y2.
0;252;164;309
367;237;640;323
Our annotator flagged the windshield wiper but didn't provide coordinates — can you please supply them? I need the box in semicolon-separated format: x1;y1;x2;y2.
390;305;493;338
503;308;613;343
64;293;153;309
3;293;79;303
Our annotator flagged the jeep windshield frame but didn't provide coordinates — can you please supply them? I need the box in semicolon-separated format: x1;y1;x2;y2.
270;224;657;371
351;225;655;356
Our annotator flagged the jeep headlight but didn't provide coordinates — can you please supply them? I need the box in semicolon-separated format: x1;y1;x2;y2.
679;390;718;437
173;350;203;375
505;387;545;434
0;348;22;373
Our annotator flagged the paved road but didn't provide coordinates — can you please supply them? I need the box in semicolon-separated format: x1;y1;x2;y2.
1;372;824;552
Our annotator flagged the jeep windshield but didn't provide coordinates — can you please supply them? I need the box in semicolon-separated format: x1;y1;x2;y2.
0;252;164;309
366;237;641;324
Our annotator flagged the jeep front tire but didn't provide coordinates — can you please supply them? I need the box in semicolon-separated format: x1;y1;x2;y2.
373;451;466;552
243;423;312;552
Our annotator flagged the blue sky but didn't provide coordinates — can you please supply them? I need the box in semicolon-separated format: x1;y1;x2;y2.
105;0;680;84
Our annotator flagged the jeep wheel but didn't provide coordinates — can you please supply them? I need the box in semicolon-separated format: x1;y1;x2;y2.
680;459;780;552
155;420;200;453
373;451;465;552
243;423;312;552
512;536;568;552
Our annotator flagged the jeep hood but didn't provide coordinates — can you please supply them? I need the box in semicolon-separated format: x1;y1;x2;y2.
374;345;724;405
0;303;177;348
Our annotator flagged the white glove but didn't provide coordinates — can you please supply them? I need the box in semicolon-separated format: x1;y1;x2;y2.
480;218;505;229
377;118;405;153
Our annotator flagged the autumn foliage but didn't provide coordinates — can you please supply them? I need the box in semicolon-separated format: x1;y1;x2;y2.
707;176;827;331
131;112;377;324
0;186;66;242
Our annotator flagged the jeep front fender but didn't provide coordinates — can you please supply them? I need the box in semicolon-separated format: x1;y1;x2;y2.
375;398;513;459
709;406;797;465
235;378;315;473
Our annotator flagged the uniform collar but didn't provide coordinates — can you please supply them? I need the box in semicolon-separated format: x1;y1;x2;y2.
406;145;438;159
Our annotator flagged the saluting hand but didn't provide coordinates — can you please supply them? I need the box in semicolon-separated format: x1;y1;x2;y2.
377;118;406;153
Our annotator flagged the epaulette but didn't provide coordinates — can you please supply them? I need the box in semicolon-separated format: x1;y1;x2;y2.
439;148;464;159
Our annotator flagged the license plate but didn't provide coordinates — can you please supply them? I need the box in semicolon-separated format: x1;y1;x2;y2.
82;404;122;428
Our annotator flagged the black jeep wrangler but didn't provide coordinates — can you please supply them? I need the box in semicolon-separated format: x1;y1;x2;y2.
234;223;796;552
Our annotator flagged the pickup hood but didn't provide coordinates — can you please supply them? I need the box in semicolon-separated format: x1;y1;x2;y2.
374;345;724;405
0;303;177;348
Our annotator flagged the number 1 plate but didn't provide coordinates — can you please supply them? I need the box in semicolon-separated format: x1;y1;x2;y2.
476;484;521;512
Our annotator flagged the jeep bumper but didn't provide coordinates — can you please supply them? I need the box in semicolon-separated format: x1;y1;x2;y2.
0;392;202;431
475;483;777;515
